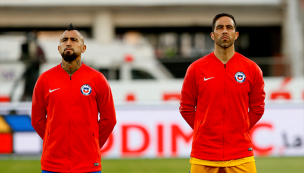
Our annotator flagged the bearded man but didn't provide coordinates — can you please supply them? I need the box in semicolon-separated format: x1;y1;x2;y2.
179;13;265;173
31;23;117;173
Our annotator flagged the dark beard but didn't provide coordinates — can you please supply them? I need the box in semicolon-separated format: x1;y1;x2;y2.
61;51;78;62
215;36;234;49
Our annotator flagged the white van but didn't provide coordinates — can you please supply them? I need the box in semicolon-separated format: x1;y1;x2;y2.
0;35;178;102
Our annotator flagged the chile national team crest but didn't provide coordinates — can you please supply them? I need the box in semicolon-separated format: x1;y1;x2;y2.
80;84;92;96
235;72;246;83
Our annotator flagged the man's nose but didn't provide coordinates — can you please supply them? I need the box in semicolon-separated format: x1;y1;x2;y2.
66;39;72;45
223;27;228;34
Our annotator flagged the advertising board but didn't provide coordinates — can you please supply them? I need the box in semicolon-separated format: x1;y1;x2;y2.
0;103;303;158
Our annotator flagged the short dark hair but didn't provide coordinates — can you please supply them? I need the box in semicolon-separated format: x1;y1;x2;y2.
67;23;77;31
212;13;237;32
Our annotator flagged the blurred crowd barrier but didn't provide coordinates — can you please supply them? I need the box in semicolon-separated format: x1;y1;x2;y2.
0;102;303;158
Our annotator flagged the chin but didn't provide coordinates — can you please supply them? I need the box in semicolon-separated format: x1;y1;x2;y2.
219;41;233;48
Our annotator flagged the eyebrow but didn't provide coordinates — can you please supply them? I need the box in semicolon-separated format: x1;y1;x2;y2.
61;37;79;40
216;24;234;27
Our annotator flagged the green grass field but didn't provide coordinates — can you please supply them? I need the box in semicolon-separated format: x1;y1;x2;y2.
0;157;303;173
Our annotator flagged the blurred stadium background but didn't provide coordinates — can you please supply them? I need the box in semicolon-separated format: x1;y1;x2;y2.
0;0;304;173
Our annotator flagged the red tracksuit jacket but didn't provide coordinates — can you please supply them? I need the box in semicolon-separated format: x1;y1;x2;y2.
180;52;265;161
32;63;116;172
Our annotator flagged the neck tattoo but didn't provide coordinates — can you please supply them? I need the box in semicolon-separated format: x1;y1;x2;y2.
62;59;81;76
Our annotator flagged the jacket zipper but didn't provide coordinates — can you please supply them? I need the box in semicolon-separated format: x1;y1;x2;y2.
68;75;72;172
93;133;100;157
223;64;226;160
42;133;50;156
193;120;203;144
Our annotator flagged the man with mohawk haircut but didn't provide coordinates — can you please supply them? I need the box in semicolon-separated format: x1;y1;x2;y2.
31;23;117;173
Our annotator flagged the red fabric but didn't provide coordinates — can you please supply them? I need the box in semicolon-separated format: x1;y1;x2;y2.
0;133;13;153
179;52;265;161
32;64;116;172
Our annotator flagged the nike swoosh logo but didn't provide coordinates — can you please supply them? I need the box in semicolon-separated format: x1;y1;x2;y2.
204;77;214;81
49;88;60;93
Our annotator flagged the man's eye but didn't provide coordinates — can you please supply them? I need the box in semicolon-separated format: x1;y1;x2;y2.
217;26;223;29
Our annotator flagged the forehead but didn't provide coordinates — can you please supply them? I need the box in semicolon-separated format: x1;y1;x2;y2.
60;30;81;39
215;16;235;26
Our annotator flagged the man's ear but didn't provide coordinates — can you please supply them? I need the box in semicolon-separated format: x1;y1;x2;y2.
58;46;61;54
210;32;215;41
82;45;86;53
235;31;239;40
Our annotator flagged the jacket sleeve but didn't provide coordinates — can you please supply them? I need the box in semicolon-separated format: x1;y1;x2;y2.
97;75;117;149
248;64;266;130
31;75;47;139
179;64;198;129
